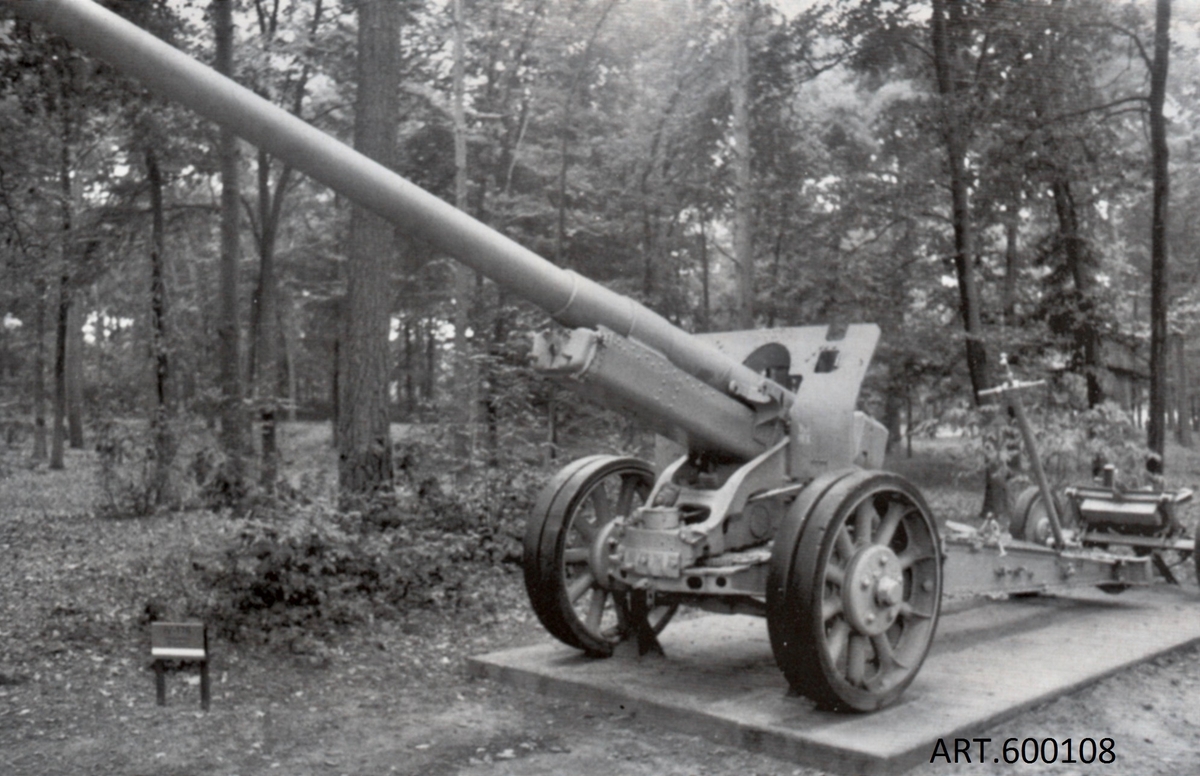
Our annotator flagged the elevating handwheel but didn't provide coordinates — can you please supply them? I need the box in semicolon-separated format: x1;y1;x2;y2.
523;456;677;656
1010;485;1069;544
768;469;942;711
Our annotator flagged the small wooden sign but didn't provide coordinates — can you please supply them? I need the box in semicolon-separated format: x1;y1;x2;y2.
151;622;210;710
151;622;207;659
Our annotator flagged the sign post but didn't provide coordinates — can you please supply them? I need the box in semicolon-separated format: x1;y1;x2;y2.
150;622;210;711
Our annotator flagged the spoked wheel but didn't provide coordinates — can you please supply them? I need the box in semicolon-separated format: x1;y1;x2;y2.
523;456;677;656
768;470;942;712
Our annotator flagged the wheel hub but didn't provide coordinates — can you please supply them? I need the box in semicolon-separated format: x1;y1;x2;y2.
588;519;624;591
842;544;903;636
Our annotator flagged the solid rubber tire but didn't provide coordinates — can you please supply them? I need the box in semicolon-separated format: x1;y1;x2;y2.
768;470;942;712
522;456;674;655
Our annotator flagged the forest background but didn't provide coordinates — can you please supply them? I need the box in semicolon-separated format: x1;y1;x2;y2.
0;0;1199;635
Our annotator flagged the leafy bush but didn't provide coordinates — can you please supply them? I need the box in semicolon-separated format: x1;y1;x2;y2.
1028;401;1159;490
964;400;1158;492
94;418;173;518
200;461;543;641
95;416;246;518
402;463;542;562
187;440;251;510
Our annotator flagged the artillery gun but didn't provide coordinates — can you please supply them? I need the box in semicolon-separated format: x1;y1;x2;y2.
10;0;1158;714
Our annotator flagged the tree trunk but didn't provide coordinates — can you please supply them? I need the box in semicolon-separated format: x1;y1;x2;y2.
32;279;47;462
731;0;754;330
253;147;281;490
1001;202;1019;326
214;0;245;493
452;0;477;466
1174;333;1192;447
247;0;322;486
146;148;174;506
486;289;507;466
1051;178;1103;407
337;0;399;503
931;0;1000;517
423;314;436;406
330;334;339;447
50;273;68;471
400;316;415;418
282;292;298;423
66;300;84;448
554;0;618;268
1147;0;1171;461
931;0;988;399
51;78;73;472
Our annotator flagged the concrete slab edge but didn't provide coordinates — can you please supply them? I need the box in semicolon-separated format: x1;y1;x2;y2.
469;623;1200;776
886;629;1200;772
467;655;895;775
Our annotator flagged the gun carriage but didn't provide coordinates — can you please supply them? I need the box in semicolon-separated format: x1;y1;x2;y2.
977;361;1198;591
11;0;1184;715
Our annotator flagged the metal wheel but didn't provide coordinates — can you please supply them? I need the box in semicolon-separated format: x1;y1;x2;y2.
768;470;941;712
1009;485;1040;539
523;456;677;656
1005;475;1032;516
1011;485;1069;545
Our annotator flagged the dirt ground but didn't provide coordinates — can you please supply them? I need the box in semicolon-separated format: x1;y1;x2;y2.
4;579;1200;776
4;448;1200;775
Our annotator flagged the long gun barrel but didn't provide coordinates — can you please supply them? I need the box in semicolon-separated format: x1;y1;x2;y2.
13;2;946;717
9;0;792;459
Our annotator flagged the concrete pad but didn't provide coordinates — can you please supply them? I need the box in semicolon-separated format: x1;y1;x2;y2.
468;586;1200;775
